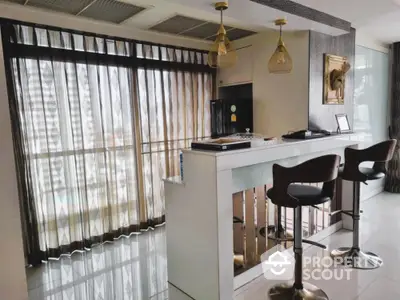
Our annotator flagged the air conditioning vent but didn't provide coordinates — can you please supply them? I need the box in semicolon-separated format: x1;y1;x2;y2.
150;14;256;41
5;0;146;24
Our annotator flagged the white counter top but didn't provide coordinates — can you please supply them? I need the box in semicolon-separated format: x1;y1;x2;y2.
163;175;184;185
183;134;359;157
178;133;361;172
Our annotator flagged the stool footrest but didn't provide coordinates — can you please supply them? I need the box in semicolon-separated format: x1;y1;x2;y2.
341;210;354;217
329;209;342;216
302;239;326;249
329;210;361;218
233;216;243;223
268;235;294;242
259;226;294;242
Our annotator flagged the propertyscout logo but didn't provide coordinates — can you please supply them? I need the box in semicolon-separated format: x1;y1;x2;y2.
261;245;294;280
303;256;352;281
261;245;355;281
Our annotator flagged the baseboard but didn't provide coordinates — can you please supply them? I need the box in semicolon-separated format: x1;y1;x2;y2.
168;283;195;300
300;221;343;251
233;221;343;292
361;186;384;202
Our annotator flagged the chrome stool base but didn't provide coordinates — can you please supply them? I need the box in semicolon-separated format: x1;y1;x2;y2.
269;282;329;300
331;247;383;269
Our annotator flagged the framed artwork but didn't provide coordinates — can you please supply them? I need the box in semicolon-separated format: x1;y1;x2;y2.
323;54;351;105
335;113;351;133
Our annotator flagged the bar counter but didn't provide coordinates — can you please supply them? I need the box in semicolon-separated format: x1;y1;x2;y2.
164;134;361;300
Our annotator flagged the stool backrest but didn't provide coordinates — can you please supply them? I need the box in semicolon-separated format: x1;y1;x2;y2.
342;139;397;182
270;154;341;208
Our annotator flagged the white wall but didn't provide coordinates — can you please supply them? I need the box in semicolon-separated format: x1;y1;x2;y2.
356;31;390;54
354;32;391;200
0;32;28;300
219;30;310;137
354;45;390;200
0;3;211;300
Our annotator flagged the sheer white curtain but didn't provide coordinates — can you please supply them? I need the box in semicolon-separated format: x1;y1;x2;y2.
5;24;214;262
137;67;212;222
136;43;213;225
13;57;141;253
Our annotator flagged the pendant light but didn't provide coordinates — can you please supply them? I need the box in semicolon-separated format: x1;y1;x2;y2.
268;19;293;74
207;2;237;68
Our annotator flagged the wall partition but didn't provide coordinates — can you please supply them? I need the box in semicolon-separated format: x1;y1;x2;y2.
387;43;400;193
354;45;390;199
308;29;356;131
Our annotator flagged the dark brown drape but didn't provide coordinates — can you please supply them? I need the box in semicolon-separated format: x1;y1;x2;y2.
385;42;400;193
1;22;43;266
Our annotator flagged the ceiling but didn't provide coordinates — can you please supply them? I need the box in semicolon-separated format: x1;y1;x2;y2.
1;0;259;41
145;0;349;35
149;0;400;43
291;0;400;43
0;0;351;41
2;0;400;44
291;0;399;27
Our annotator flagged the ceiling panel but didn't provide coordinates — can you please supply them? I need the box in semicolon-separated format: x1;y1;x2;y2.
150;15;206;34
226;28;256;40
183;22;233;39
27;0;93;15
206;29;256;41
4;0;25;4
150;14;256;41
79;0;146;23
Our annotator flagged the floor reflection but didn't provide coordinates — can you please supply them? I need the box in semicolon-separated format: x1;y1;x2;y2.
27;227;168;300
26;198;332;299
233;188;331;277
27;193;400;300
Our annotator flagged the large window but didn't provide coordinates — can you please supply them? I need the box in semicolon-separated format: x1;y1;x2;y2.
136;62;212;221
2;21;214;264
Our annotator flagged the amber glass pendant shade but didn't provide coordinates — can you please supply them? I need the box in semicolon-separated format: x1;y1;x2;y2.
207;2;237;69
268;19;293;74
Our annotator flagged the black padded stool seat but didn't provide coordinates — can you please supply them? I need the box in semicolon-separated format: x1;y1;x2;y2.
266;155;340;300
338;166;385;181
267;184;331;207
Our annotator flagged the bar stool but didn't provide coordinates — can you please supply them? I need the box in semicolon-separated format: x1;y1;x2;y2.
330;139;397;269
267;154;341;300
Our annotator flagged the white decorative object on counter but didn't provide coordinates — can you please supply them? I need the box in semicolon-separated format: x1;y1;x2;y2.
227;128;277;148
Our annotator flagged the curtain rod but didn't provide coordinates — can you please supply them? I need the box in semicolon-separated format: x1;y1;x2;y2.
0;17;209;54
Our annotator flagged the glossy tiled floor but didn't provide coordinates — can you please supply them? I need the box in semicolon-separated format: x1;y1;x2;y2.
27;227;168;300
234;192;400;300
27;192;400;300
